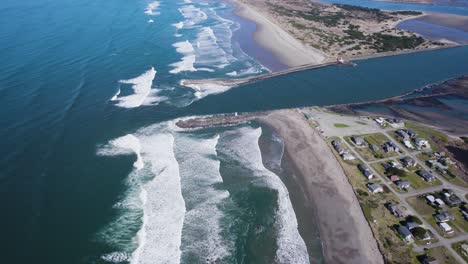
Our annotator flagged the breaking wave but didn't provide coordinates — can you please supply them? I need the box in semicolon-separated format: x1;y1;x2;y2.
111;67;164;108
219;127;310;264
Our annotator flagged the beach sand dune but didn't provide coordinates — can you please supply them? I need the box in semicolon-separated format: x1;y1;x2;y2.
258;110;383;264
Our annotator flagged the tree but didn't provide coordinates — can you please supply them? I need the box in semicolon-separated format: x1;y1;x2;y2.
387;167;406;177
406;215;422;225
412;227;427;239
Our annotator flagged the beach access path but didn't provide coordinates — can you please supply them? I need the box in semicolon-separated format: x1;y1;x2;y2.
257;110;384;264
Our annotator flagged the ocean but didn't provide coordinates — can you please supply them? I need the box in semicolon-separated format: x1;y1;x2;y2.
0;0;467;263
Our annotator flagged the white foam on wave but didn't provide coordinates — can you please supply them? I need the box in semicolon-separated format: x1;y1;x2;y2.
97;134;144;170
221;127;310;264
176;134;232;262
129;130;186;264
147;19;154;23
97;124;186;264
170;41;197;74
111;88;121;101
144;1;160;16
178;5;207;27
173;21;184;29
193;27;230;69
183;82;232;99
112;67;156;108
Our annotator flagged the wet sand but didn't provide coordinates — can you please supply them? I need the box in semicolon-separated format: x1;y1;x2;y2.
257;110;383;264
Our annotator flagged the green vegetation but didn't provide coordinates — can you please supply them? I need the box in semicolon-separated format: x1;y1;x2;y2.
452;241;468;263
334;123;349;128
425;246;461;264
390;10;422;16
406;215;422;225
461;136;468;144
371;33;425;52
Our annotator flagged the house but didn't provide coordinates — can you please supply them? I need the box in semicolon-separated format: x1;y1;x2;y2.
397;226;413;242
417;170;436;182
405;129;417;138
403;140;414;149
425;195;436;204
352;136;367;147
446;195;462;207
401;157;416;168
386;203;407;217
396;180;410;190
389;175;400;182
414;138;430;148
375;117;385;126
434;212;454;223
405;221;419;230
367;183;383;194
435;198;445;207
396;130;410;140
370;144;379;151
383;142;399;153
389;161;403;170
438;222;454;233
341;152;356;160
332;141;345;155
421;255;439;264
387;118;404;128
358;164;374;180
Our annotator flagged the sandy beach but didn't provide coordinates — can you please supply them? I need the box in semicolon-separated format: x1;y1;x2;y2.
257;110;384;264
232;0;326;67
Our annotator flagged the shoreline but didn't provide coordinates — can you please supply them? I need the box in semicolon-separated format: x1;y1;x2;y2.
230;0;327;67
257;110;384;264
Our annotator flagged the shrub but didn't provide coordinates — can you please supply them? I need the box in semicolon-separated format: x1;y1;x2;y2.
406;215;423;225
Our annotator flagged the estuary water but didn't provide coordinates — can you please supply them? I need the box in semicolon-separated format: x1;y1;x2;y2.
0;0;467;263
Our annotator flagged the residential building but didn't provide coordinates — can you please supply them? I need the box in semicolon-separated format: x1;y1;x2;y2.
367;183;383;194
417;170;436;182
351;136;367;147
435;198;445;207
438;222;454;233
414;138;430;148
386;203;406;217
434;212;454;223
396;130;410;140
341;152;355;160
396;180;410;190
389;175;400;182
401;157;416;168
405;221;419;230
370;144;379;151
358;164;374;180
425;195;436;204
405;129;417;138
397;226;413;242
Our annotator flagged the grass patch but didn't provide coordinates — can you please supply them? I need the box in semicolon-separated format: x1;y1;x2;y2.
334;123;349;128
425;246;461;264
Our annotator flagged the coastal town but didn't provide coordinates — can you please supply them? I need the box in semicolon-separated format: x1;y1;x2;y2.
302;108;467;263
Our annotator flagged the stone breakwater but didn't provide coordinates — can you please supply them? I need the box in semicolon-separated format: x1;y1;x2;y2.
176;111;270;129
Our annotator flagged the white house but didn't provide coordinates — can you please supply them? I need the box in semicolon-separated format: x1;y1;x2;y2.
438;222;454;234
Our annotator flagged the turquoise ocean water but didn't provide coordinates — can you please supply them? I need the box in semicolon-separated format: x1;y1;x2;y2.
0;0;467;263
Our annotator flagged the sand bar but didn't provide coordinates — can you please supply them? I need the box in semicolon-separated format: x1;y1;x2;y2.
257;110;384;264
232;0;326;67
